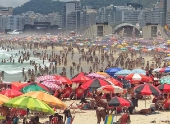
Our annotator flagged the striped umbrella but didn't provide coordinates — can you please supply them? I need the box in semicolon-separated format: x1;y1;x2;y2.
157;84;170;92
81;79;111;90
97;85;123;93
134;84;161;96
125;73;150;82
108;96;130;107
4;96;55;114
41;81;61;90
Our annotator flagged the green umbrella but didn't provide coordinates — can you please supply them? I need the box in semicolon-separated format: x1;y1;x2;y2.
121;48;127;51
21;84;48;93
4;96;55;114
160;76;170;84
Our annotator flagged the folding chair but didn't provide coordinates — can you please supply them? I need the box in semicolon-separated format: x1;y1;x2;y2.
104;114;114;124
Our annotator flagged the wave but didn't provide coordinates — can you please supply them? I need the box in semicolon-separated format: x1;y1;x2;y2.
4;70;23;74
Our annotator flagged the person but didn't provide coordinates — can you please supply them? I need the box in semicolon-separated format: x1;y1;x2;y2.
94;92;109;124
63;109;72;124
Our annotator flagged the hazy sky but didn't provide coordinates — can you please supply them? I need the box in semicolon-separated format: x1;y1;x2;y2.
0;0;75;8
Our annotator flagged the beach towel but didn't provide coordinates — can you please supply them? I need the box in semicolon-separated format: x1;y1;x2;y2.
104;115;114;124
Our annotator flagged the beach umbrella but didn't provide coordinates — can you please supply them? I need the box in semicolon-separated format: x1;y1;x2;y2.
114;69;132;76
108;96;130;107
96;72;110;77
125;73;150;82
36;75;55;82
121;47;128;51
105;67;122;76
19;83;49;91
0;89;23;98
41;81;61;91
157;84;170;92
22;91;66;108
81;79;111;90
87;73;106;79
54;75;72;85
106;78;123;87
152;68;162;73
134;83;161;108
4;96;55;114
11;82;23;90
159;67;170;73
134;84;161;96
164;57;170;60
131;69;146;75
20;83;49;93
71;72;90;83
0;94;10;106
160;76;170;84
97;85;123;93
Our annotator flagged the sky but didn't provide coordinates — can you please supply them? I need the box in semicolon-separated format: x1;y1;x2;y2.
0;0;75;8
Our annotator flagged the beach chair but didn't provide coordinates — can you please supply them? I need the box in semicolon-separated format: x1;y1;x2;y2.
104;114;114;124
118;113;130;124
66;116;75;124
62;89;72;100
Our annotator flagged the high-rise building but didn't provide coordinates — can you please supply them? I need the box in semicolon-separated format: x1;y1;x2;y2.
62;1;81;31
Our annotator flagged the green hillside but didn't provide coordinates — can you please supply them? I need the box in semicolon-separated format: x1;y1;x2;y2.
13;0;157;15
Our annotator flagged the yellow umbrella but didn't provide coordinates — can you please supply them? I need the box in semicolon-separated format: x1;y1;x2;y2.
167;54;170;57
117;45;123;48
21;91;66;108
0;94;10;106
167;41;170;44
103;46;107;48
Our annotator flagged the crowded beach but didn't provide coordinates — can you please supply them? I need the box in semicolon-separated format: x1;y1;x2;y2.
0;34;170;124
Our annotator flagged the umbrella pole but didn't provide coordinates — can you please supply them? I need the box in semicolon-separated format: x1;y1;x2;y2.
145;99;146;108
116;107;117;122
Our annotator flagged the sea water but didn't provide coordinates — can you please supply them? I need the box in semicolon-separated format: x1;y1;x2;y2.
0;48;51;82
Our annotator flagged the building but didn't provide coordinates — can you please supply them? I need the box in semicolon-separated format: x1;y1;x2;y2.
85;9;97;29
0;7;13;15
6;15;24;31
142;24;168;38
83;22;112;38
62;1;81;31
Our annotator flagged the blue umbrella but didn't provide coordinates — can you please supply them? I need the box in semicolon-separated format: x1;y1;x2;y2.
132;69;146;75
114;70;132;76
105;67;122;76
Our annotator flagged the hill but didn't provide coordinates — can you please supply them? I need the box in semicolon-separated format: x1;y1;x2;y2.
13;0;157;15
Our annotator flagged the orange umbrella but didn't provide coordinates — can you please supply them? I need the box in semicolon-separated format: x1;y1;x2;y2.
142;49;148;52
22;91;66;108
0;94;10;105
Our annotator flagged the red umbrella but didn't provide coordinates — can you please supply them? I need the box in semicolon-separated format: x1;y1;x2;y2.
106;78;123;87
125;73;150;82
71;72;90;83
157;84;170;92
81;79;111;90
54;75;72;84
0;89;23;98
